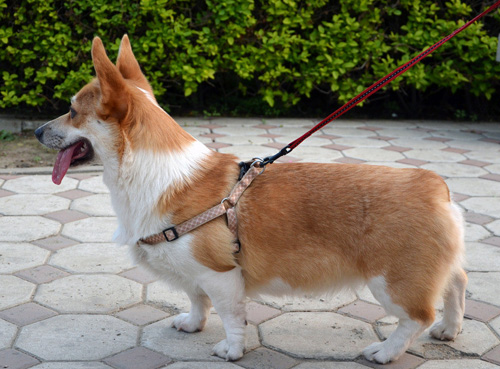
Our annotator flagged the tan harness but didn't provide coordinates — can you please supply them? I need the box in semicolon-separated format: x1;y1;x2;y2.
137;163;263;251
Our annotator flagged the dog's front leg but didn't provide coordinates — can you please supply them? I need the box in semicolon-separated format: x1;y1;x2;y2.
200;267;246;361
172;289;211;332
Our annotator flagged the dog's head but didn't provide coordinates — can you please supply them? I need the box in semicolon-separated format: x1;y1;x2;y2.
35;35;159;184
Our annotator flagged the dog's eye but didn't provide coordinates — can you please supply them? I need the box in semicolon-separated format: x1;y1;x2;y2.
70;107;77;119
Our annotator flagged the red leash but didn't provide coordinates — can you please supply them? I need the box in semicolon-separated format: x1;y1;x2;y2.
260;0;500;166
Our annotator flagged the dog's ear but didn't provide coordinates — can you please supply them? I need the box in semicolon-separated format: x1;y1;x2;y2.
91;36;129;120
116;35;155;96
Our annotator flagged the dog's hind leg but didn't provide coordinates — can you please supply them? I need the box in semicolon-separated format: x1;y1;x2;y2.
172;289;211;332
430;203;467;341
430;268;467;341
199;266;247;361
363;276;434;364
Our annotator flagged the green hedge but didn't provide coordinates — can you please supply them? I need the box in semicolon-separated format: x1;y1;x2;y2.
1;0;499;117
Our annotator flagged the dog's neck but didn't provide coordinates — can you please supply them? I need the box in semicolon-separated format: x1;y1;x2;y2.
99;114;213;245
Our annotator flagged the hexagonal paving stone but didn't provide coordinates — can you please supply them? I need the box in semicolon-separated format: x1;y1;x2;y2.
32;235;79;251
464;149;500;164
322;127;373;137
217;135;273;146
446;178;500;197
490;315;500;337
0;275;36;310
293;363;369;369
461;197;500;219
255;291;357;312
62;216;118;242
0;194;70;215
281;137;332;147
421;163;488;178
104;346;171;369
380;128;430;138
2;175;78;194
0;243;49;273
15;265;70;284
465;243;500;272
431;130;482;140
0;318;17;349
486;220;500;236
260;312;378;360
417;360;500;369
245;301;281;325
405;149;466;162
0;302;57;326
16;315;137;361
467;272;500;306
0;216;60;242
343;147;404;162
235;347;297;369
78;175;109;193
290;146;343;162
268;126;316;137
219;145;277;161
163;363;242;369
335;137;388;148
44;209;89;223
390;137;447;150
115;304;170;326
71;194;115;216
452;140;499;152
142;314;259;361
213;125;264;136
0;349;40;369
31;363;113;369
49;243;133;273
264;118;314;126
486;163;500;175
147;281;191;312
464;223;490;242
378;319;499;358
35;274;142;313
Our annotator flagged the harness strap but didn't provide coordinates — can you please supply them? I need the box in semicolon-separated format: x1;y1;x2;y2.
138;164;262;249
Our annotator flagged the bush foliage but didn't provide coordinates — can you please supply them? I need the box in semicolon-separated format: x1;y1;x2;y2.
1;0;499;118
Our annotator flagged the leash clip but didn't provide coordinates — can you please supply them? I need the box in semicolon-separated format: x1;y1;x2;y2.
260;145;292;167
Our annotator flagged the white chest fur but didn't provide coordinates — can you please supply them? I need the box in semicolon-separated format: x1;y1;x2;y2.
104;139;212;246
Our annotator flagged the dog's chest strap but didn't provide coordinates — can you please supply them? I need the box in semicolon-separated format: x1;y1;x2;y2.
138;164;262;251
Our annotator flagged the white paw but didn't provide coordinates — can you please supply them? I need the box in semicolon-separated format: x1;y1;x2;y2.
211;339;244;361
171;313;206;333
430;320;461;341
363;341;401;364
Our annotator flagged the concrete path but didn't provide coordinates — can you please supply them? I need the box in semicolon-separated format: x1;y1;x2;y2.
1;118;500;369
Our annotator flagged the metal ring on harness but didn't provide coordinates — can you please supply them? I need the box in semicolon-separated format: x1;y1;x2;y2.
250;158;266;175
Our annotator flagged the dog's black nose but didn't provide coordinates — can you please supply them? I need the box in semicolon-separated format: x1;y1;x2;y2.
34;126;44;141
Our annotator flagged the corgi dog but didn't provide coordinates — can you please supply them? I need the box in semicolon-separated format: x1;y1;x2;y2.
35;35;467;364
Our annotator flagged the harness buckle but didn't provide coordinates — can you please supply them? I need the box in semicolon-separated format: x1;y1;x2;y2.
163;226;179;242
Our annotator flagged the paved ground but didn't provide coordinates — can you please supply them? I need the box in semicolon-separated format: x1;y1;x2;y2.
1;118;500;369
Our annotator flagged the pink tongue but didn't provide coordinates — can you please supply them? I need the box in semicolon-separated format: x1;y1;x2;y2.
52;142;81;185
